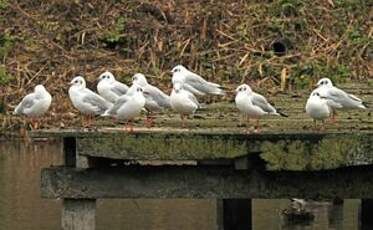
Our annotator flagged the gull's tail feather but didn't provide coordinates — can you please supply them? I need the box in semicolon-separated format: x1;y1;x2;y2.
101;110;111;117
211;86;226;96
14;104;22;115
197;103;208;110
272;110;288;117
278;111;289;117
206;82;225;96
361;101;369;109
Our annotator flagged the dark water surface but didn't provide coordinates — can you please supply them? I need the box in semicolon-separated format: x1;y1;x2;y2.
0;141;360;230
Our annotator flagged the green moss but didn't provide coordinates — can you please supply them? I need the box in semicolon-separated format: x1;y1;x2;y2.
78;133;248;160
260;134;373;171
0;0;8;10
261;140;310;170
0;65;12;85
0;33;14;58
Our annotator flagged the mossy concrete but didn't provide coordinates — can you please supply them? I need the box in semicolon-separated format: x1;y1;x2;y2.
41;165;373;199
261;133;373;170
66;132;373;171
78;133;248;160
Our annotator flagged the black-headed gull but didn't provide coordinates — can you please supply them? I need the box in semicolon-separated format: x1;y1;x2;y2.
14;84;52;128
305;91;336;130
69;76;112;126
170;83;200;127
103;86;145;131
97;71;129;103
315;78;367;121
127;73;171;127
171;65;225;96
235;84;287;132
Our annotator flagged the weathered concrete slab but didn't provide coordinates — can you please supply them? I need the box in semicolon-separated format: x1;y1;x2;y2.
76;132;373;170
41;165;373;199
31;130;373;170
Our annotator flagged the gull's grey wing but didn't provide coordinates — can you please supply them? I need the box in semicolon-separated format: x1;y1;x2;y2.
83;89;113;114
111;81;129;96
184;72;224;96
327;87;360;106
144;84;171;108
323;97;343;109
348;93;362;103
183;83;206;96
107;95;130;115
186;90;200;108
14;93;37;114
251;92;276;113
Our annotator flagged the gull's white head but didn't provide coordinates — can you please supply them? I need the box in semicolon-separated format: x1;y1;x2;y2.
132;73;148;87
316;78;333;87
136;86;143;93
235;84;252;94
310;91;327;100
34;84;46;93
70;76;86;88
171;65;187;74
311;91;321;98
173;83;184;93
98;71;115;82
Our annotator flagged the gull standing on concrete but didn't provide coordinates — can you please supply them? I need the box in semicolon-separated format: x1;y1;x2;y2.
127;73;171;127
103;87;146;131
170;83;200;127
305;91;337;130
69;76;113;126
315;78;367;121
171;65;225;96
97;71;129;103
14;84;52;129
235;84;287;132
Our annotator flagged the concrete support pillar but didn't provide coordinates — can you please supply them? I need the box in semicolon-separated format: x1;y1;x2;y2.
62;199;96;230
361;199;373;230
217;199;252;230
328;199;343;230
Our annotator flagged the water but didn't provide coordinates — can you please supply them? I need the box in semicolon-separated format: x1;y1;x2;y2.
0;141;362;230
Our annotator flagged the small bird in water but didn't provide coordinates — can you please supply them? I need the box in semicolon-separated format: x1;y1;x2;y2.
14;84;52;129
69;76;113;126
305;91;337;130
171;65;225;96
127;73;171;127
314;78;367;122
97;71;129;103
170;83;200;128
235;84;287;133
103;87;146;132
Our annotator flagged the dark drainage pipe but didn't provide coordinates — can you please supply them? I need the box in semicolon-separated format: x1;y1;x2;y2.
271;39;289;56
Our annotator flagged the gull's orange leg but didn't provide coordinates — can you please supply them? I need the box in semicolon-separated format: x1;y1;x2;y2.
181;114;186;128
254;118;261;133
245;116;251;134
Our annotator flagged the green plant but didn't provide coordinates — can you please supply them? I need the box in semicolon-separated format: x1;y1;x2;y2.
0;0;8;10
101;17;127;45
0;33;14;58
0;65;12;85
